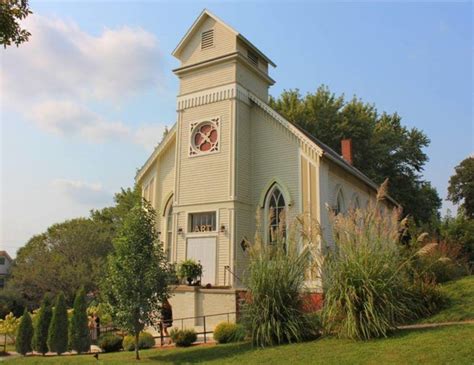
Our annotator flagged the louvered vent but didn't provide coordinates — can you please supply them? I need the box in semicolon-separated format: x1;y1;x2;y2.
201;29;214;49
247;50;258;66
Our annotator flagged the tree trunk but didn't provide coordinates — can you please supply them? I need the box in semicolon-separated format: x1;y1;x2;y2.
135;332;140;360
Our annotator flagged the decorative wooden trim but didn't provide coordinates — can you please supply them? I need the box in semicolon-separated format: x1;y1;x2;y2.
177;83;250;111
136;125;176;182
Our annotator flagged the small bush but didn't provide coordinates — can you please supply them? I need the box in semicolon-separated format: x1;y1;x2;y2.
48;293;69;355
33;297;52;355
69;288;91;354
169;328;197;347
406;275;447;319
301;312;322;341
415;242;469;283
98;334;123;353
213;322;246;344
123;332;155;351
16;309;33;355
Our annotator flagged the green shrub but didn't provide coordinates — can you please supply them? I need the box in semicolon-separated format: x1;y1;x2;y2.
213;322;246;344
322;186;428;340
16;309;33;355
98;334;123;352
406;274;446;319
69;288;91;354
301;312;322;341
48;293;69;355
123;332;155;351
242;211;316;347
415;242;469;283
169;328;197;347
33;297;52;355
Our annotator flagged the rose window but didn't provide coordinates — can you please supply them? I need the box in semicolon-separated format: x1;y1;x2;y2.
189;118;220;156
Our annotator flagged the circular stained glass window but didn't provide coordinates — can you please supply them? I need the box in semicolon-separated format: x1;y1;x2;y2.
190;119;219;155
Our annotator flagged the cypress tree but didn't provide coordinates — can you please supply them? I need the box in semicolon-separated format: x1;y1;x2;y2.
15;309;33;355
48;293;69;355
69;288;91;353
33;296;52;355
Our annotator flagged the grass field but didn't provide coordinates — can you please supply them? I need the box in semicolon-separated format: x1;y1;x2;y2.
419;275;474;323
3;276;473;364
3;325;473;364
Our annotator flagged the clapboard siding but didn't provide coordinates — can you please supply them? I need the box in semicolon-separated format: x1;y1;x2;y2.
179;62;236;95
236;38;269;74
177;100;232;205
250;106;300;234
155;140;176;229
180;17;236;68
236;63;269;101
235;100;252;204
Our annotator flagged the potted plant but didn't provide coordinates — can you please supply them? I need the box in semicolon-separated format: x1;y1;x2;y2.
177;259;203;286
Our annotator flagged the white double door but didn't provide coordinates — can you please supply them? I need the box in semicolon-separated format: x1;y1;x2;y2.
186;237;216;286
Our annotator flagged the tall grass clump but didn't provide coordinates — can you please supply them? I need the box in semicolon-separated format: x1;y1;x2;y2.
322;180;430;340
242;210;319;347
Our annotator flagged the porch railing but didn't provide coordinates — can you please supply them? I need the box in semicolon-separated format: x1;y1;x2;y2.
155;311;236;346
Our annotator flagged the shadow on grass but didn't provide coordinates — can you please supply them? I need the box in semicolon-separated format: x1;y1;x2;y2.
149;342;253;364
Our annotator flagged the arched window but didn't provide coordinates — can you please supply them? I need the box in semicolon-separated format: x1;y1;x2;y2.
352;194;361;211
335;188;345;215
265;185;286;243
165;199;174;262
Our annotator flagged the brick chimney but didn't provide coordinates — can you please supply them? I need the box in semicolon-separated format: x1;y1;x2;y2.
341;139;353;165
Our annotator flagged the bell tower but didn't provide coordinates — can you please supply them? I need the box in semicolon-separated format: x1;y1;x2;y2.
171;9;276;287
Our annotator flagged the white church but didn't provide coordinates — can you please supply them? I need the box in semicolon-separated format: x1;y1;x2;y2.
136;9;396;324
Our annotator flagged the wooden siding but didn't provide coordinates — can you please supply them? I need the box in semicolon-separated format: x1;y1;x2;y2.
179;62;236;96
235;99;252;204
155;141;176;228
179;17;237;68
177;100;232;205
236;62;269;101
236;38;269;74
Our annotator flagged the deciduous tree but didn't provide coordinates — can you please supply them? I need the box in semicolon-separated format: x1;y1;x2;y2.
7;187;141;309
102;199;170;360
270;86;441;226
0;0;32;48
448;156;474;219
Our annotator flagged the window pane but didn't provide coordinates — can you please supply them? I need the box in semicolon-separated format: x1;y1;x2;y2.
190;212;216;232
268;187;286;243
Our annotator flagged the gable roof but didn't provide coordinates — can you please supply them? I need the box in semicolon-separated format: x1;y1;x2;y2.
172;9;276;67
294;124;398;205
0;251;12;262
136;124;176;182
246;92;399;206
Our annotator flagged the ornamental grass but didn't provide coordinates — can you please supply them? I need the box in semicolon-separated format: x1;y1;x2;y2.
321;180;439;340
242;210;321;347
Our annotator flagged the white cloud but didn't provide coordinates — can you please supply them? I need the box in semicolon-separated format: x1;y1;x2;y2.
52;179;112;206
31;100;130;142
1;14;163;103
30;100;165;149
0;14;168;150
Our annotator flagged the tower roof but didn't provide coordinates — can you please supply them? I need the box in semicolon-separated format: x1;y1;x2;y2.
172;9;276;67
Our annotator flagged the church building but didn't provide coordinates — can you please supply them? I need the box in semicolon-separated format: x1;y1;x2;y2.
136;9;396;325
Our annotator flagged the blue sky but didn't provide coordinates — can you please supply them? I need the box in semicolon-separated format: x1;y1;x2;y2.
1;1;472;256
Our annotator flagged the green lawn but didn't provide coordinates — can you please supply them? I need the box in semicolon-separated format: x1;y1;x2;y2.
3;276;473;364
4;325;474;365
420;275;474;324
